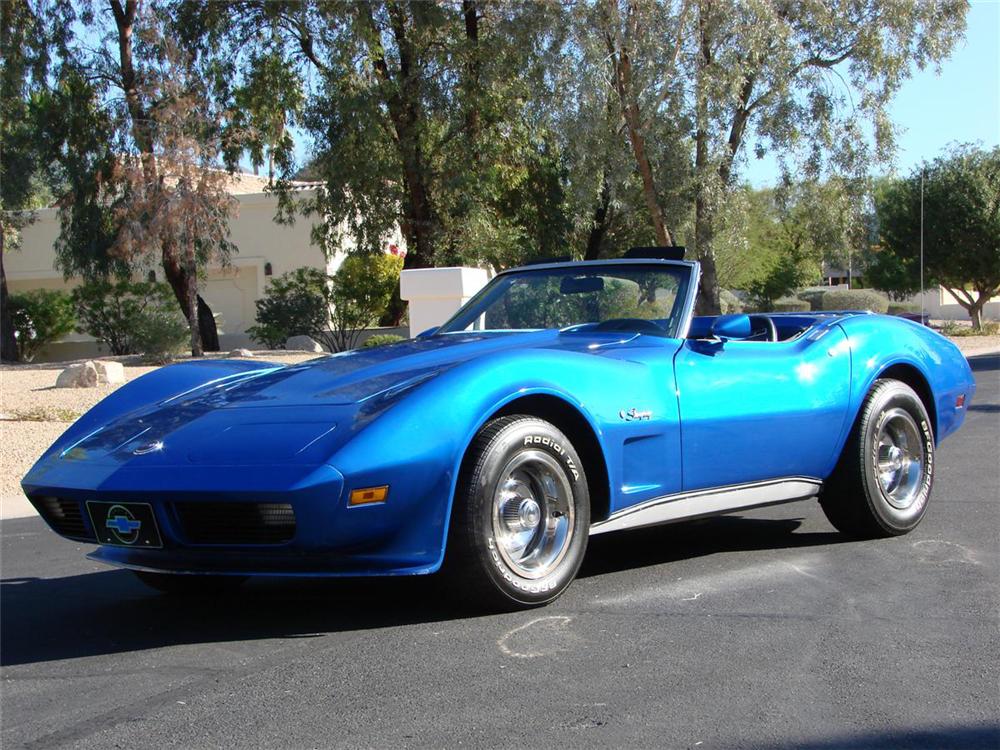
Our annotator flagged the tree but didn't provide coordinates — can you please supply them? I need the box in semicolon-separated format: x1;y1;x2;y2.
579;0;968;313
874;145;1000;330
0;0;62;362
45;0;233;351
109;34;239;356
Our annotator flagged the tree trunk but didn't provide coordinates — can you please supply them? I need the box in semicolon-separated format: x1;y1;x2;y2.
693;0;720;315
968;297;985;331
184;241;202;357
0;223;19;362
607;23;673;248
584;175;613;260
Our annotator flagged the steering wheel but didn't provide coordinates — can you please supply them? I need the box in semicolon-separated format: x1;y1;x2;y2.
747;315;778;342
593;318;664;334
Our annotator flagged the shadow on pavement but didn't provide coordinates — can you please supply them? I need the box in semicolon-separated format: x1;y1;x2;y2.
759;723;999;749
580;513;842;579
1;512;846;668
967;352;999;373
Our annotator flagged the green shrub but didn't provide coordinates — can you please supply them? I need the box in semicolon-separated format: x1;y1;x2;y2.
362;334;405;348
818;289;889;313
772;298;812;312
249;256;403;353
248;267;333;351
719;289;743;314
7;289;77;361
887;303;919;315
796;288;828;311
939;321;1000;337
73;279;188;356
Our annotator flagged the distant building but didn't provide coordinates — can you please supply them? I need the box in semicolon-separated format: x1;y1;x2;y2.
5;173;404;360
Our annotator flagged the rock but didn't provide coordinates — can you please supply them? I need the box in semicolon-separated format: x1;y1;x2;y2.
94;360;126;385
286;335;324;353
55;362;99;388
228;348;255;358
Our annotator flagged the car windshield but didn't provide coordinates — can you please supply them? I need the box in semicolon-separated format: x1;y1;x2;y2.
437;263;692;337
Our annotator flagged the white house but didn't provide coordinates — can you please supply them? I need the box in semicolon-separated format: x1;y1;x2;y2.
5;173;404;360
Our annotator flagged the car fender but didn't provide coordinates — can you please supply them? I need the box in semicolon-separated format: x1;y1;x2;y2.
835;315;975;453
326;346;654;572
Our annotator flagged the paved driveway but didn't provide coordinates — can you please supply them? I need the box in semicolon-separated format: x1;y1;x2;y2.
2;355;997;749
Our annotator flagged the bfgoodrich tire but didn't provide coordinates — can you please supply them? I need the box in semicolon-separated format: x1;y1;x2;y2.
819;379;935;538
445;415;590;610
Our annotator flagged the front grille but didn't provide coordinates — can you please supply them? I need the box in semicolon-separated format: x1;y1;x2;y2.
173;502;296;545
33;497;95;541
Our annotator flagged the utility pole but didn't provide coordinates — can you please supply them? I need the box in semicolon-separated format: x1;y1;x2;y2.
920;171;925;322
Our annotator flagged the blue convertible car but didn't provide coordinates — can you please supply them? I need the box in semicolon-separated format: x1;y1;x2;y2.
23;253;976;608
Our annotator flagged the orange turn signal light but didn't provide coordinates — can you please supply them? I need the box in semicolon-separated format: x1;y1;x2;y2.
349;485;389;506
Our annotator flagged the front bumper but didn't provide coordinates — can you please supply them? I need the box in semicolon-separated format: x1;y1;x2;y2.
24;462;443;577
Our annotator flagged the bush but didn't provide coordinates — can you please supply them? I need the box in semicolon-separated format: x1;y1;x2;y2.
939;321;1000;337
887;303;919;315
772;298;811;312
247;267;333;350
818;289;889;313
249;256;403;353
330;254;404;351
362;334;405;348
796;288;828;311
7;289;76;361
719;289;743;314
73;279;188;356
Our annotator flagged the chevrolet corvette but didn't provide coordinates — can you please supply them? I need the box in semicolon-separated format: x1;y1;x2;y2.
22;251;976;609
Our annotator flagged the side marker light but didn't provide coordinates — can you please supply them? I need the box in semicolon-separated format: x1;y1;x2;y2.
349;486;389;505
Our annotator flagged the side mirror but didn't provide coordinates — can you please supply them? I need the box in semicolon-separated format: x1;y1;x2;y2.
709;314;752;341
415;326;439;339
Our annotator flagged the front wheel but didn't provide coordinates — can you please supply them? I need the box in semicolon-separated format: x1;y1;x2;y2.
445;415;590;610
819;379;935;538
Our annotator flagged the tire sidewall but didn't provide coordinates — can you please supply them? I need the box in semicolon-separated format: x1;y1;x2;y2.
860;383;934;533
469;419;590;606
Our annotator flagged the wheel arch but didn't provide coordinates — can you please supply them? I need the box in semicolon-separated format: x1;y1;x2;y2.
873;362;938;441
457;393;613;524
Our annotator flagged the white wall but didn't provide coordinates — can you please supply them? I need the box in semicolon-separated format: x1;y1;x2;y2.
5;189;363;359
906;287;1000;322
400;267;491;336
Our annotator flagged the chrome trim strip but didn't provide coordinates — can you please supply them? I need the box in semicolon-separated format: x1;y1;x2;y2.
589;476;823;536
675;260;702;341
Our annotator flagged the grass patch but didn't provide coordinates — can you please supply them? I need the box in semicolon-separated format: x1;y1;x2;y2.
8;406;81;422
940;321;1000;337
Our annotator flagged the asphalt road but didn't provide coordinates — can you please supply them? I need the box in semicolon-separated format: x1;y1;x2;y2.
2;354;998;750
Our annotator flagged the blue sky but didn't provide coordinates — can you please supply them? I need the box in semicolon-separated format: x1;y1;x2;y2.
744;0;1000;186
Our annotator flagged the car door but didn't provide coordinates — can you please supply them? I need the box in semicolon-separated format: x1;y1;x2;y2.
672;326;852;491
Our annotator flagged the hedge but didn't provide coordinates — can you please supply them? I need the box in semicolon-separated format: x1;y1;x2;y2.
772;298;812;313
819;289;889;313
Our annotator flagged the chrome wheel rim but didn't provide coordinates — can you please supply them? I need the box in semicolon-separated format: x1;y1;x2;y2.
491;450;575;580
875;408;926;510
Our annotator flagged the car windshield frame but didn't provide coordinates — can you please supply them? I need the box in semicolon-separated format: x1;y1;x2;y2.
435;260;699;339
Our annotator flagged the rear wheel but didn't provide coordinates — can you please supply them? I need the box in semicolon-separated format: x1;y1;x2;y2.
445;415;590;610
819;379;934;538
133;571;247;596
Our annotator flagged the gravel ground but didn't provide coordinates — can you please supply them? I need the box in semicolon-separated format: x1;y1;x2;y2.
1;336;997;509
0;350;324;501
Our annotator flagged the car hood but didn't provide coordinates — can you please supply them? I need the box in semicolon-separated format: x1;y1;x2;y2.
49;330;649;468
